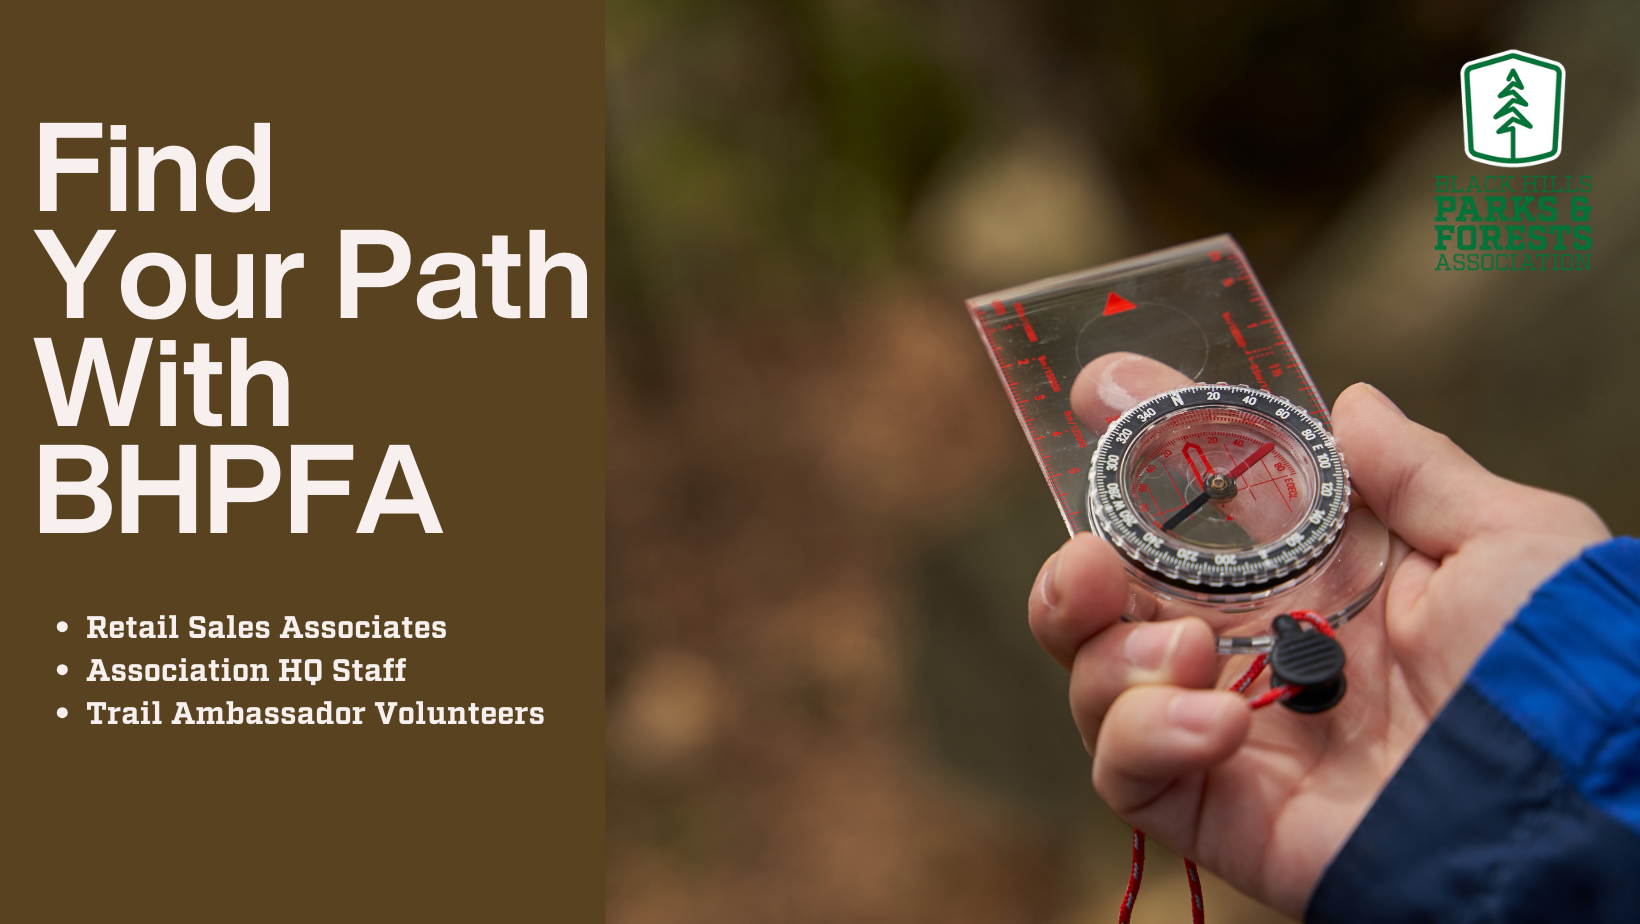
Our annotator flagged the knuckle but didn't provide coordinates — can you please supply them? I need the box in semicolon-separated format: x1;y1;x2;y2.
1026;601;1051;642
1488;485;1606;538
1553;494;1608;536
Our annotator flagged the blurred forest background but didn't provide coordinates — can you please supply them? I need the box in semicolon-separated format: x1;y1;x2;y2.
606;2;1640;922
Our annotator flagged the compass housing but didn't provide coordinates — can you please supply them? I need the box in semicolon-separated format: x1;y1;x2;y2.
1088;384;1350;595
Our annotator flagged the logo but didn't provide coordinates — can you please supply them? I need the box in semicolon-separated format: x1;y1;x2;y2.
1461;50;1565;166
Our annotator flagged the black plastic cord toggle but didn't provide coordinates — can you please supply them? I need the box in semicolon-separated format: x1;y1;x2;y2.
1267;614;1347;713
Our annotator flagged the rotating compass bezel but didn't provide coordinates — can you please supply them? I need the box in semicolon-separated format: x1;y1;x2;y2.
1088;384;1350;592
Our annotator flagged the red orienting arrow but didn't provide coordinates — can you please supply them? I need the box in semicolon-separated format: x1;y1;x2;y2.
1103;291;1137;315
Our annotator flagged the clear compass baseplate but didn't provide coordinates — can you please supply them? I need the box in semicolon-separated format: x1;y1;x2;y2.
1088;384;1390;656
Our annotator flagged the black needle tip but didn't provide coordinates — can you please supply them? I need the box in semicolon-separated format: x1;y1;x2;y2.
1162;491;1211;532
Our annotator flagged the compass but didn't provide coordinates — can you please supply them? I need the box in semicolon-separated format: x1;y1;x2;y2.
1088;384;1384;654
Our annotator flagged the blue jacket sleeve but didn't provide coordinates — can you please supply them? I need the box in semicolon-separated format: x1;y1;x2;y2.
1307;537;1640;924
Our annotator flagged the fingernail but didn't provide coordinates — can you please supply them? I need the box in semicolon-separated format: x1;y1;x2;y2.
1040;551;1064;608
1168;691;1228;733
1123;621;1182;671
1364;384;1405;417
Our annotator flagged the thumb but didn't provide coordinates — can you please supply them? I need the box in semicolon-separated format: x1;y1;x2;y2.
1332;383;1502;558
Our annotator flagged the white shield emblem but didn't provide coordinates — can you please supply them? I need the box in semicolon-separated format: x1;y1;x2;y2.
1461;50;1565;167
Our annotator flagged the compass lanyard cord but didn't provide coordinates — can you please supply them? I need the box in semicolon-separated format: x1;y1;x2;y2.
1117;611;1333;924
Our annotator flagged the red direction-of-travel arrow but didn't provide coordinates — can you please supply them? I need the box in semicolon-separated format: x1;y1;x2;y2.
1103;291;1137;316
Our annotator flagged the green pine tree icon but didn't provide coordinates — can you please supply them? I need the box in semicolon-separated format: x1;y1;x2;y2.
1494;68;1533;160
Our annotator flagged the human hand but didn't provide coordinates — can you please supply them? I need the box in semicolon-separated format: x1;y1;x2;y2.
1028;352;1610;917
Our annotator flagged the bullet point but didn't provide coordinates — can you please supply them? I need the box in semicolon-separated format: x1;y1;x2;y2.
56;707;67;718
57;664;68;676
56;621;68;632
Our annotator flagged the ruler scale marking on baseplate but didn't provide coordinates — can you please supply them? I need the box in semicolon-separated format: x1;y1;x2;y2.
966;235;1326;536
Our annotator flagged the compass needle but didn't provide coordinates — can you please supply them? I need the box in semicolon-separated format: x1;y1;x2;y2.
1161;491;1212;532
1227;441;1275;479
